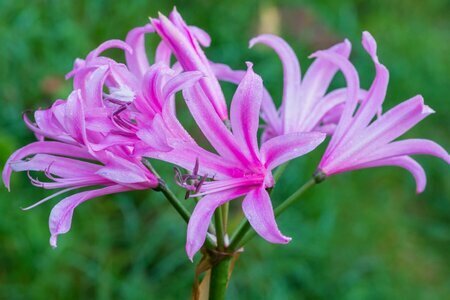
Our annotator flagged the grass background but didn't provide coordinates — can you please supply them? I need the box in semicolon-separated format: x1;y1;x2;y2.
0;0;449;299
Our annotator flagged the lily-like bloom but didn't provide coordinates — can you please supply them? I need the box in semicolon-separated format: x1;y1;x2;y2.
139;63;326;260
2;29;202;246
249;34;367;141
2;90;158;247
151;9;229;121
315;32;449;192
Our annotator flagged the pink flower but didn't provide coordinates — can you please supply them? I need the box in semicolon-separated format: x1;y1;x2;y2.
249;34;367;141
316;32;449;192
140;63;326;260
2;90;157;247
2;29;202;247
151;9;229;121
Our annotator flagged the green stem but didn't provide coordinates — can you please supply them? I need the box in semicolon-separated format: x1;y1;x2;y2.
274;178;316;216
229;178;317;250
157;182;191;223
214;206;225;250
209;256;232;300
222;202;229;234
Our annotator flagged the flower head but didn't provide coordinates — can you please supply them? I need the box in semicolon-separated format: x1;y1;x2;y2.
2;24;202;246
316;32;449;192
140;63;325;260
249;34;367;140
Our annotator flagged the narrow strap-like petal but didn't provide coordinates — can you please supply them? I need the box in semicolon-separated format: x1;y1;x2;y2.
310;50;360;156
250;34;301;132
125;24;154;78
182;85;250;166
152;13;228;120
261;132;326;171
365;139;450;164
10;154;102;177
211;62;281;136
359;96;432;148
2;142;93;190
49;185;129;247
242;186;291;244
299;40;351;125
304;88;367;132
230;63;263;163
186;187;250;260
352;156;427;193
85;40;132;62
349;32;389;132
162;71;204;102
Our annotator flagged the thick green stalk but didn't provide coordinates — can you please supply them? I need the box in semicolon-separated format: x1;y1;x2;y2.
214;206;225;250
209;256;232;300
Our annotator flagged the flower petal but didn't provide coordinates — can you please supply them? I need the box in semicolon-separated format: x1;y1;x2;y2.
49;185;129;247
125;24;154;78
230;63;263;163
261;132;326;170
186;187;250;260
211;62;281;136
366;139;450;164
350;31;389;132
352;156;427;193
182;84;250;166
249;34;301;132
299;40;351;124
2;142;93;190
242;186;291;244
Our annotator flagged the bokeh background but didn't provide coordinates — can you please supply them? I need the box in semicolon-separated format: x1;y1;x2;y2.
1;0;449;299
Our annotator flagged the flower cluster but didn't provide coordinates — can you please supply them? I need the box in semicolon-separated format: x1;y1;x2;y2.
3;8;448;259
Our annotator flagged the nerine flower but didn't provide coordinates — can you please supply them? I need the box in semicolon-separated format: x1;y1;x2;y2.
2;26;202;246
249;34;367;141
151;9;229;121
315;32;449;192
139;63;326;260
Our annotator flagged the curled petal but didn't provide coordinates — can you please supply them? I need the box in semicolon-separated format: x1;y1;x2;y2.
311;50;360;155
366;139;450;164
349;32;389;132
353;156;427;193
162;71;204;102
125;24;154;78
242;186;291;244
49;185;129;247
2;142;93;190
86;40;132;62
299;39;352;123
250;34;301;132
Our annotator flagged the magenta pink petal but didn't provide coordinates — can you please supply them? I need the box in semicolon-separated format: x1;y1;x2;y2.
249;34;301;132
242;186;291;244
49;185;129;247
186;187;251;260
261;132;326;171
229;63;263;163
125;24;154;78
352;156;427;193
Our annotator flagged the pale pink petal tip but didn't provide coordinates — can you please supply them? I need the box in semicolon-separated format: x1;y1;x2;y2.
50;235;58;248
362;31;378;60
422;104;435;115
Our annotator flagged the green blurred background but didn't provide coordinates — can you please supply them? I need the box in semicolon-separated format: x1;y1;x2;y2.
0;0;449;299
